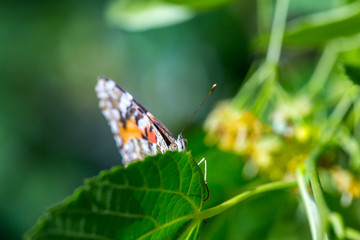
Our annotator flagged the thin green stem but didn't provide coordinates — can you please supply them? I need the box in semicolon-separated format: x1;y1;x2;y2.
233;0;289;109
257;0;272;36
266;0;289;65
297;167;319;240
345;228;360;240
302;43;338;97
182;222;199;240
302;34;360;98
306;147;329;240
253;70;276;115
354;96;360;140
232;63;272;108
196;181;297;220
298;85;357;239
321;86;356;145
329;88;356;123
329;212;345;239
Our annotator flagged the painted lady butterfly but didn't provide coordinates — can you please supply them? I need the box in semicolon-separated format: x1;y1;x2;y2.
95;76;188;165
95;76;212;200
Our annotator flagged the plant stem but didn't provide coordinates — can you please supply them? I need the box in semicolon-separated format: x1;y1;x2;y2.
302;43;338;98
257;0;272;36
196;181;297;220
266;0;289;65
345;228;360;240
320;85;356;145
297;167;320;240
232;63;271;108
303;34;360;98
232;0;289;109
297;85;356;239
329;212;345;239
306;147;329;240
328;86;357;128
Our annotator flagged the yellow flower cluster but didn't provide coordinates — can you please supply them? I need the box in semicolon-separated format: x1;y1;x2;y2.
331;167;360;200
204;101;265;155
204;100;315;180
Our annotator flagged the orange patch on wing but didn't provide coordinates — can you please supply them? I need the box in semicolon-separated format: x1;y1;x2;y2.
120;118;157;144
119;118;143;144
146;126;157;144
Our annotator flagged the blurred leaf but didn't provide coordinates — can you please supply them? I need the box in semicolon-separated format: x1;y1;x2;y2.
288;0;332;15
165;0;236;10
106;0;194;31
284;1;360;46
340;48;360;68
343;64;360;86
25;151;207;240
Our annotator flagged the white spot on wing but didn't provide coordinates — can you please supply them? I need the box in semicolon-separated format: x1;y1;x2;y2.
111;109;120;120
137;118;146;129
130;153;138;160
95;79;106;92
97;91;108;99
105;80;116;91
109;121;119;133
102;109;111;119
99;100;111;109
134;140;140;154
109;90;120;100
119;95;131;116
113;87;121;94
124;92;133;101
114;136;123;147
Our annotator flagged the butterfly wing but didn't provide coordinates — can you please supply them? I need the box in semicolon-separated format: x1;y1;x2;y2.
95;77;170;166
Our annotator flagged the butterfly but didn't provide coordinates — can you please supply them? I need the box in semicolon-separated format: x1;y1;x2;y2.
95;76;213;200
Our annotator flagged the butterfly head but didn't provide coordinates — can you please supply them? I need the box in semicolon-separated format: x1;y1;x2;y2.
175;134;187;152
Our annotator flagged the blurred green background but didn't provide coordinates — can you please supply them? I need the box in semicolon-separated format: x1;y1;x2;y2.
1;0;357;239
1;1;250;239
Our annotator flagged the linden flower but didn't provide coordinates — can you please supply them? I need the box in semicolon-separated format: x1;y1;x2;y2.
250;135;313;180
204;101;264;155
331;167;360;203
204;100;315;180
271;96;312;139
249;136;281;178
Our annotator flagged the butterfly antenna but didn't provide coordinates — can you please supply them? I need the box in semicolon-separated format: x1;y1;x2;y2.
180;84;217;135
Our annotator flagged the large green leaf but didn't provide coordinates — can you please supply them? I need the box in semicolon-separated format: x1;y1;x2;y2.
284;1;360;46
25;151;207;240
106;0;195;31
164;0;236;10
106;0;236;31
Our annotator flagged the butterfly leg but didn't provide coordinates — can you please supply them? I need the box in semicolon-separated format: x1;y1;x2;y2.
198;158;209;201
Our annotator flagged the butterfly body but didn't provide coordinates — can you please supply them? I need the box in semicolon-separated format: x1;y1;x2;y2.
95;77;186;166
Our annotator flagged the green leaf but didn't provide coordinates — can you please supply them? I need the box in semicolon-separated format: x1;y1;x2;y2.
284;1;360;46
164;0;236;10
343;64;360;86
106;0;195;32
105;0;237;32
25;151;207;240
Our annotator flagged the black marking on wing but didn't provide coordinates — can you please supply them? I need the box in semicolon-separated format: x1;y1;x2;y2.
106;78;176;148
119;117;127;129
135;112;143;125
126;107;136;120
133;98;150;115
141;134;148;140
